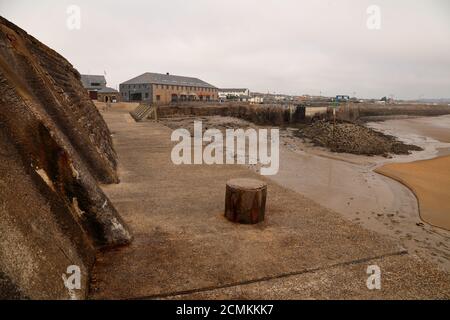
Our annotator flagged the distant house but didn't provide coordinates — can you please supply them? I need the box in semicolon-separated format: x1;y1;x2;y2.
97;87;120;103
119;72;218;104
80;75;107;100
249;96;264;104
81;74;119;102
218;88;250;101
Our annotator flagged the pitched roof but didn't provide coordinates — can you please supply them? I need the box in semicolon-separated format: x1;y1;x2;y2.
121;72;217;88
80;74;107;89
98;87;118;93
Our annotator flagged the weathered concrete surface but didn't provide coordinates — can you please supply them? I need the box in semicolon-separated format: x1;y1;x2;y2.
91;105;450;299
166;254;450;300
0;17;131;299
0;128;95;299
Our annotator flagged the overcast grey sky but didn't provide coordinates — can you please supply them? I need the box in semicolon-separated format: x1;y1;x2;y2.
1;0;449;99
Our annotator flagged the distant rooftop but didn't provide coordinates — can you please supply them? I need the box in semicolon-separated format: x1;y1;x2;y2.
81;74;107;90
121;72;216;88
219;88;249;92
98;86;118;93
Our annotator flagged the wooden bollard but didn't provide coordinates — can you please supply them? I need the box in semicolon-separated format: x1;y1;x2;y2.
225;178;267;224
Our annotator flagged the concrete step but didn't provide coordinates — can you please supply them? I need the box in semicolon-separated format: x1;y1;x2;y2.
130;104;155;122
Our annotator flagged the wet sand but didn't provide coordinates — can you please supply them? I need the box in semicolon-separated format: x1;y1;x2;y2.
371;115;450;231
368;115;450;157
376;155;450;231
372;115;450;143
272;115;450;271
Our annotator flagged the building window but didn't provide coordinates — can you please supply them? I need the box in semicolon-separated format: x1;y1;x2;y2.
156;95;161;101
145;93;149;99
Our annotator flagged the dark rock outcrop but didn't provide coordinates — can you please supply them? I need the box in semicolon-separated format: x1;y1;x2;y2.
0;16;131;299
296;120;423;156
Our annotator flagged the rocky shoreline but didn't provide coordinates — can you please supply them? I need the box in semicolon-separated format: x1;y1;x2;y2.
296;120;423;157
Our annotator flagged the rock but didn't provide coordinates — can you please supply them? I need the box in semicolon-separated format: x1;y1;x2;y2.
295;120;422;156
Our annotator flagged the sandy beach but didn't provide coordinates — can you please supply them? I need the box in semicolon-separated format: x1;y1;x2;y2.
368;115;450;158
370;115;450;144
376;156;450;231
275;115;450;271
261;115;450;272
370;116;450;231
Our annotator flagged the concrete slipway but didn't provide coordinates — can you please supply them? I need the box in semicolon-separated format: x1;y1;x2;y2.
90;106;450;300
